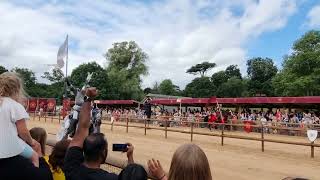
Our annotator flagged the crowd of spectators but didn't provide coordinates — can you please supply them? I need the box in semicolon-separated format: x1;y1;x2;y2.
103;106;320;130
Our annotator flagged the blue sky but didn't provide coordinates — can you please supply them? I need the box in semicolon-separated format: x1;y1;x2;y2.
0;0;320;88
247;0;320;68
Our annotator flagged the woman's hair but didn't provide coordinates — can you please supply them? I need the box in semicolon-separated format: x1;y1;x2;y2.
30;127;47;155
0;72;27;103
49;139;71;172
118;163;148;180
168;144;212;180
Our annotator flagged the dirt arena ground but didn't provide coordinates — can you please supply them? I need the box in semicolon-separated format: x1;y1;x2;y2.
28;118;320;180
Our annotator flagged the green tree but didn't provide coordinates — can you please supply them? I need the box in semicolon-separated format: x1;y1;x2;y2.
225;65;242;79
211;71;228;87
151;82;160;94
11;67;52;97
104;41;148;100
12;67;37;89
143;87;152;94
247;57;277;96
216;77;248;97
105;41;148;79
158;79;180;95
0;65;8;74
273;30;320;96
186;61;216;77
70;62;109;99
184;77;215;98
42;68;64;83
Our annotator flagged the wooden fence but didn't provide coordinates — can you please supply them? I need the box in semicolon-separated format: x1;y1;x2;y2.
31;111;320;158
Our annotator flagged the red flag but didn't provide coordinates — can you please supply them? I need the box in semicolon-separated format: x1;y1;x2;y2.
244;121;253;133
62;98;71;118
38;98;48;112
28;98;38;112
47;99;56;112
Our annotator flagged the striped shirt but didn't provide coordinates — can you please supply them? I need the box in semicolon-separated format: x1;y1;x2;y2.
0;97;29;158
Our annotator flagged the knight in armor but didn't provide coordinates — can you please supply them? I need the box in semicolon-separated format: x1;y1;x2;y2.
64;79;86;138
57;73;102;141
91;103;102;133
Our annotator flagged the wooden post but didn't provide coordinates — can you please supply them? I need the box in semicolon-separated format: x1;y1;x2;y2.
221;123;225;146
230;119;233;131
191;122;194;142
165;119;168;139
261;123;265;152
51;112;53;122
44;112;47;122
144;119;147;135
33;111;36;120
311;141;315;158
38;112;41;121
126;117;129;133
111;120;114;131
58;112;61;124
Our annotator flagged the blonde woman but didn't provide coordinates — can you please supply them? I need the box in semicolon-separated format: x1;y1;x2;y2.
0;72;40;167
148;144;212;180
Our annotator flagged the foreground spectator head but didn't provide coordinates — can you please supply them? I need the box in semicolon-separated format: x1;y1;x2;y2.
119;163;148;180
49;139;70;172
30;127;47;155
0;72;26;103
282;177;309;180
168;144;212;180
83;133;108;164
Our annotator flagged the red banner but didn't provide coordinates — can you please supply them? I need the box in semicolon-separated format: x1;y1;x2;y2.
38;98;48;112
28;98;38;112
47;99;56;112
62;98;71;118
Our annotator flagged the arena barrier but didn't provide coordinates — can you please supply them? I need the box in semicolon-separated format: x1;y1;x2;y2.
32;111;320;158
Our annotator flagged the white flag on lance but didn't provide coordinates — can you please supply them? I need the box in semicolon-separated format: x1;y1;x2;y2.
56;35;68;69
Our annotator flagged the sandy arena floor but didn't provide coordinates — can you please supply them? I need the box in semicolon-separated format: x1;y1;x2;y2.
28;118;320;180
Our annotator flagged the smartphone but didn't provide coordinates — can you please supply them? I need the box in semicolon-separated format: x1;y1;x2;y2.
112;144;128;152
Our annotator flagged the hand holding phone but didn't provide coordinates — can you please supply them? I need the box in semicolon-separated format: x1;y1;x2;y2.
112;144;128;152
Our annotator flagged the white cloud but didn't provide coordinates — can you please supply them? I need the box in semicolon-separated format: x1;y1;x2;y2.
307;5;320;27
0;0;297;89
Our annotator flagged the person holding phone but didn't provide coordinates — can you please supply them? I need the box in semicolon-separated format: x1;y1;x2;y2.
64;87;134;180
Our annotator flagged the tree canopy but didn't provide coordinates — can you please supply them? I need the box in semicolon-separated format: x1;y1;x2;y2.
186;61;216;77
225;65;241;79
105;41;148;79
211;71;228;87
216;77;248;97
158;79;180;96
210;65;248;97
273;30;320;96
247;57;277;96
12;67;36;88
0;65;8;74
104;41;148;100
42;68;64;83
184;77;215;98
70;62;109;99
